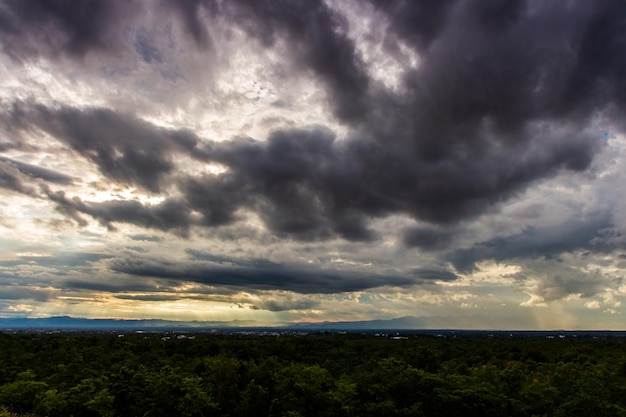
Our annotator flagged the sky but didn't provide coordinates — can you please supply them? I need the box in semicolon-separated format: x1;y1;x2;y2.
0;0;625;329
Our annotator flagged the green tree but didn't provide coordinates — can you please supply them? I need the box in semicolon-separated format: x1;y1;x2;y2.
66;377;114;417
271;363;341;417
0;370;48;414
34;389;68;417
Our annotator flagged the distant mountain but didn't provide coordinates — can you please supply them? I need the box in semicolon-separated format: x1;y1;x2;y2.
289;316;471;330
0;316;273;330
290;316;426;330
0;315;458;331
3;316;623;333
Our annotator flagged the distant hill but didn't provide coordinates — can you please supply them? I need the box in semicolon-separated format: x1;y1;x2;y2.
2;316;625;333
0;315;471;331
0;315;448;331
0;316;268;330
290;316;427;330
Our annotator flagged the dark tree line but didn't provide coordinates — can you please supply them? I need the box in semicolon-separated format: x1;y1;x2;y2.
1;332;626;416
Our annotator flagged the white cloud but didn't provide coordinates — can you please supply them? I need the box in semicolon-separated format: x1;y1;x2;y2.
584;300;601;309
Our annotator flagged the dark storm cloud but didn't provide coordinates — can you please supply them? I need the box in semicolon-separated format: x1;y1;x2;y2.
188;122;600;241
0;156;73;185
410;268;459;282
223;0;370;122
149;1;622;242
560;0;626;114
370;0;458;53
449;213;614;273
403;226;457;250
28;105;209;192
0;152;73;198
109;254;417;294
184;127;377;241
43;187;192;234
64;279;163;294
41;186;88;227
346;0;623;226
0;0;138;59
0;159;36;195
186;249;280;269
158;0;215;48
0;286;52;302
2;1;625;251
0;0;371;126
79;199;192;233
376;0;626;150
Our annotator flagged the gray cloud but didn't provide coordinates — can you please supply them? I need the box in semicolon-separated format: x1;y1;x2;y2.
188;127;379;240
507;257;617;305
0;253;112;289
43;187;192;234
0;141;74;198
28;105;208;193
370;0;458;53
3;1;623;245
114;290;319;312
133;28;163;64
0;156;73;185
0;159;36;195
186;249;280;269
223;0;370;123
17;252;110;268
108;253;418;294
410;268;459;282
449;212;615;273
64;279;163;294
128;234;164;242
183;0;622;240
0;285;53;302
158;0;214;48
403;225;457;250
253;295;319;312
189;123;602;241
531;268;608;303
0;0;140;60
115;293;182;302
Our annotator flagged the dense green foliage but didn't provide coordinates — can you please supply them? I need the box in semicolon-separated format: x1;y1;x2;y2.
1;331;626;416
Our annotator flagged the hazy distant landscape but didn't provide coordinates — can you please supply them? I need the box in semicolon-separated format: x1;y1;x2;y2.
3;316;626;336
0;315;533;331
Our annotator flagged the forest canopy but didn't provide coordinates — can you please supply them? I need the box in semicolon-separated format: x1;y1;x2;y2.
1;331;625;417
